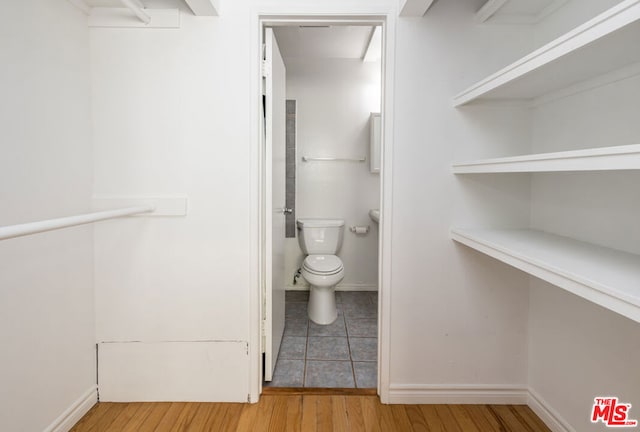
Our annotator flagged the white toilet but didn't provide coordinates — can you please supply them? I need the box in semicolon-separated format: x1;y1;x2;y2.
297;218;345;325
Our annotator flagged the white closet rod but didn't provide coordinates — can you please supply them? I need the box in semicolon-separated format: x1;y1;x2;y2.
0;206;154;241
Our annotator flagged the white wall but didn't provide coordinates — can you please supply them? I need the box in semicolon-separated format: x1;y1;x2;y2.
530;77;640;256
389;0;534;394
529;281;640;432
0;1;96;430
285;58;381;290
533;0;626;47
90;1;252;401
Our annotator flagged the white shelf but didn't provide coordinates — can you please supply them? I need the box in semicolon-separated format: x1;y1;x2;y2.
451;228;640;323
454;0;640;106
452;144;640;173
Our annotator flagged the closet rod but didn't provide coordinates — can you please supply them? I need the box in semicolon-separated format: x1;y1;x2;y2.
0;206;154;241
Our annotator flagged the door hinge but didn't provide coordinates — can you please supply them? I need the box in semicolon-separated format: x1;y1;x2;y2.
261;60;271;78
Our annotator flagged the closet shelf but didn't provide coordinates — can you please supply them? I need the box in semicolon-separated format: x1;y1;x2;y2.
453;0;640;106
451;228;640;323
452;144;640;173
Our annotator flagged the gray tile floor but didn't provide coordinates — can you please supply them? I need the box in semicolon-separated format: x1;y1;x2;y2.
266;291;378;388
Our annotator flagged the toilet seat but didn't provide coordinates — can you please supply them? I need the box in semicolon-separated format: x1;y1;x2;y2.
302;255;343;275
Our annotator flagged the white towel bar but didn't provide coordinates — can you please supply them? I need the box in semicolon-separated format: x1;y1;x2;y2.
302;156;366;162
0;205;154;241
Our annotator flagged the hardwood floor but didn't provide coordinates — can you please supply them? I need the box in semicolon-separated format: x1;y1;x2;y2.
70;395;551;431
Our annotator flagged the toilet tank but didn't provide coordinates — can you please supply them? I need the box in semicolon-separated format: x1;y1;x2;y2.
297;219;345;255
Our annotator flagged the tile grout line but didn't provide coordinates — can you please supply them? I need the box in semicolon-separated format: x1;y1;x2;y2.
344;306;358;389
303;316;309;388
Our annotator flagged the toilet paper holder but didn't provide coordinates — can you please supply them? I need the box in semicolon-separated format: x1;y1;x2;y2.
349;225;370;234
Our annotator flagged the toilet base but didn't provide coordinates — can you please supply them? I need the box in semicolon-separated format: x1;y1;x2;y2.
308;285;337;325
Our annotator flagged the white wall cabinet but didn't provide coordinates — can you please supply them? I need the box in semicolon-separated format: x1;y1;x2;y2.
451;0;640;323
370;112;381;173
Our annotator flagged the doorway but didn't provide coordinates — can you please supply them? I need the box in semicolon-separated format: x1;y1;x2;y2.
257;16;391;396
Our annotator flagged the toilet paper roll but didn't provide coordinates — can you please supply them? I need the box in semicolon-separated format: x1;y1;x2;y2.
352;226;369;234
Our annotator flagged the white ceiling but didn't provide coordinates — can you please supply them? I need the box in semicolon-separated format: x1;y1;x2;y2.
272;25;377;61
82;5;379;60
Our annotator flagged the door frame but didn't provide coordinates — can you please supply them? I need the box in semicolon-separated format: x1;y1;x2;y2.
249;12;395;403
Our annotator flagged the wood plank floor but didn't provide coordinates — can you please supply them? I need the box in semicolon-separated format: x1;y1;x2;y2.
70;396;551;431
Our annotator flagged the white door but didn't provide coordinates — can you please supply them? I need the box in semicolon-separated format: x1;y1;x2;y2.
263;28;286;382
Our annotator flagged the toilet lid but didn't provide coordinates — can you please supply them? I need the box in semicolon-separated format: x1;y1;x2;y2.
303;255;343;274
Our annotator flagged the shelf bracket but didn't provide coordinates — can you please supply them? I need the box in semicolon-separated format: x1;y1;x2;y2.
399;0;436;17
183;0;219;16
120;0;151;24
474;0;508;23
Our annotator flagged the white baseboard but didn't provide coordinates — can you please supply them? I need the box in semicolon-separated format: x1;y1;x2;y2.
527;388;575;432
43;385;97;432
386;384;574;431
387;384;528;404
286;284;378;292
285;286;309;291
336;284;377;292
